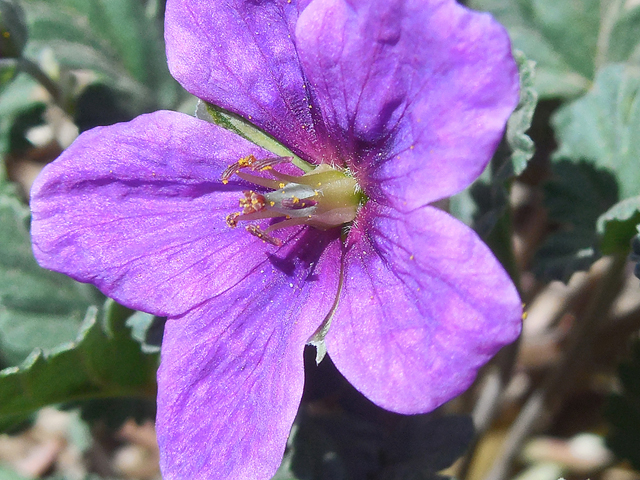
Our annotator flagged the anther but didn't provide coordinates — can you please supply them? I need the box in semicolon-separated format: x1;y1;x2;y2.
221;155;293;184
246;225;282;246
226;212;240;228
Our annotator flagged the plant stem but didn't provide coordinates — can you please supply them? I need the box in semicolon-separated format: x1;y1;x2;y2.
459;199;522;480
12;58;63;106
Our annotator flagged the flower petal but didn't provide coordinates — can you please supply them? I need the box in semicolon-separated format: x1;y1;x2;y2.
157;231;341;480
31;110;300;317
295;0;519;208
164;0;331;161
326;203;521;414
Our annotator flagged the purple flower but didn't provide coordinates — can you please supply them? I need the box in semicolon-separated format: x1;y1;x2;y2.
30;0;522;478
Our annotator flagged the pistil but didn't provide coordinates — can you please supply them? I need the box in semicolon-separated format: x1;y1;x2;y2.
222;155;362;246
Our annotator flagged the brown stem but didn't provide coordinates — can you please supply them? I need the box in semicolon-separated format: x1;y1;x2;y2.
482;255;627;480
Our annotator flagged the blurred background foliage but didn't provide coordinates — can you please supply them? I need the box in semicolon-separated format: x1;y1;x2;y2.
1;0;640;479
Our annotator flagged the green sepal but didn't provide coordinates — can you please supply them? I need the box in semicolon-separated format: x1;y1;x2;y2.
195;100;314;173
0;0;28;59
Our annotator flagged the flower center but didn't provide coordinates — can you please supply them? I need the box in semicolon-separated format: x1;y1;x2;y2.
222;155;362;246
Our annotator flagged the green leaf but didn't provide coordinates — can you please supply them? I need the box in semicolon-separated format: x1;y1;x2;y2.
0;299;158;432
553;64;640;199
125;312;164;354
603;0;640;65
534;159;618;281
469;0;640;99
597;196;640;254
0;182;102;366
21;0;179;110
500;50;538;178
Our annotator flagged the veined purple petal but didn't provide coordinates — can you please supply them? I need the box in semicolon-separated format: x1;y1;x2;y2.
31;110;303;317
157;231;341;480
164;0;333;162
295;0;519;208
326;203;521;414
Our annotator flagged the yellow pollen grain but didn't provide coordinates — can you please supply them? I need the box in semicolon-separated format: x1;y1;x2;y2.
279;182;285;188
222;179;229;184
410;145;415;150
270;201;275;206
293;197;300;204
409;254;414;260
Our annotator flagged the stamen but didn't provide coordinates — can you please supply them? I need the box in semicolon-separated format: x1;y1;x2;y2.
264;216;313;234
228;210;287;223
281;196;318;209
226;212;240;228
221;154;255;183
246;225;283;246
222;155;362;246
221;154;292;184
236;171;282;190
